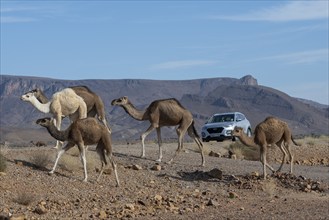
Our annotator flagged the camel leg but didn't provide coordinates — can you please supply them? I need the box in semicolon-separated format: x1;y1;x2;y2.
187;125;205;166
167;125;187;164
53;115;63;149
260;147;267;179
109;155;120;187
77;143;88;182
285;143;294;174
96;147;107;182
156;127;163;162
277;143;288;172
49;142;75;174
140;125;155;158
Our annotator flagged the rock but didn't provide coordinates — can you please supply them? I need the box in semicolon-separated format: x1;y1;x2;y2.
251;171;259;177
231;154;237;160
207;168;223;179
207;199;219;206
154;195;163;201
9;214;25;220
98;210;107;219
209;151;221;157
15;161;23;166
0;172;6;176
228;192;239;199
132;164;143;170
151;165;161;171
34;204;47;215
125;203;135;211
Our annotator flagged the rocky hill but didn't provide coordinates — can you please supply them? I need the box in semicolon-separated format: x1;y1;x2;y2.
0;74;328;144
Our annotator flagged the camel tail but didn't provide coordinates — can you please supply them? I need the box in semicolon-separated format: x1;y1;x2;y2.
191;121;203;146
94;96;112;133
291;135;301;146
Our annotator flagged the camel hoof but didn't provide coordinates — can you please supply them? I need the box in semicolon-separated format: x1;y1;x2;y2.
156;159;162;162
48;171;54;175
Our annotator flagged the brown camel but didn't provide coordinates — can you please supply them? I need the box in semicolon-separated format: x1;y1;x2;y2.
36;117;120;186
111;96;205;166
232;117;299;179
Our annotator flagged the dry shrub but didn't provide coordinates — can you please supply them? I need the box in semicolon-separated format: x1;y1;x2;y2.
13;192;35;205
229;141;259;161
262;179;277;198
67;147;81;157
0;152;7;172
30;151;51;169
59;152;97;172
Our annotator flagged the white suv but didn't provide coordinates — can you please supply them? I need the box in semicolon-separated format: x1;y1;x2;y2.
201;112;252;142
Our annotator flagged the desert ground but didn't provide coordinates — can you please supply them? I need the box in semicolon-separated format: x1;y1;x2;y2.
0;136;328;220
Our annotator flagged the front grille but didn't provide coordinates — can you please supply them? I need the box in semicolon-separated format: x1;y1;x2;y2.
207;127;224;134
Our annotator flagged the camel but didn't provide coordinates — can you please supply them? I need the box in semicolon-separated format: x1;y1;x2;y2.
232;116;299;179
36;117;120;186
21;88;87;149
25;86;111;133
111;96;205;166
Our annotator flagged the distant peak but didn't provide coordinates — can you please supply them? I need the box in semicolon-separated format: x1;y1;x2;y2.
237;75;258;86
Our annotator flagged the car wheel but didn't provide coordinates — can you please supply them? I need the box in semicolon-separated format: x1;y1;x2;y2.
232;137;236;141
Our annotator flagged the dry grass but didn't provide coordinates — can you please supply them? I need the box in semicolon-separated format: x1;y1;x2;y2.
0;152;7;172
13;192;35;206
58;151;98;173
299;135;329;147
229;141;259;161
262;179;277;198
29;151;51;169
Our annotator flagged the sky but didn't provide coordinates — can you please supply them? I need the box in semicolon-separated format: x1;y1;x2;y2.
1;1;328;105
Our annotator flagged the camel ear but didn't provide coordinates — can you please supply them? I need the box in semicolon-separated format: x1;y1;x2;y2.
123;96;128;100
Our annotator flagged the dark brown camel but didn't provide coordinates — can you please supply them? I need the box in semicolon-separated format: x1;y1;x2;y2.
36;117;120;186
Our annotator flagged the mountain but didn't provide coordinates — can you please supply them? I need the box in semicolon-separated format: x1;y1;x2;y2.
0;74;328;144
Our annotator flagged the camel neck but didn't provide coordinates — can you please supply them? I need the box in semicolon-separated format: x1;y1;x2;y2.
122;102;147;121
46;123;69;142
238;133;257;148
36;91;49;104
29;96;51;113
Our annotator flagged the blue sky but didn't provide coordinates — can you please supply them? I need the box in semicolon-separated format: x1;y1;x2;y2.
1;1;328;104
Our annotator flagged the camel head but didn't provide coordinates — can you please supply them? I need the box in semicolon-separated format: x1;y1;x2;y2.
21;89;38;102
111;96;129;106
232;126;244;137
36;117;53;127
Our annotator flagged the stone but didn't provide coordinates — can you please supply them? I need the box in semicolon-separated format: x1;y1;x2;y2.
207;199;219;207
228;192;239;199
151;165;161;171
34;204;47;215
209;151;221;157
207;168;223;179
125;203;135;211
98;210;107;219
132;164;143;170
8;214;25;220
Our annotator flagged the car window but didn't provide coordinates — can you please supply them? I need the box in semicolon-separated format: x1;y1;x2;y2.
211;114;234;123
236;114;245;121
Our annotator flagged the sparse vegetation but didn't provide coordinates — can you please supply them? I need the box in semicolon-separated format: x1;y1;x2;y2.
0;152;7;172
229;141;259;161
13;192;35;206
30;151;51;169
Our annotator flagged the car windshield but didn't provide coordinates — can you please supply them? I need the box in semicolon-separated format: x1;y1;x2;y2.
209;114;235;123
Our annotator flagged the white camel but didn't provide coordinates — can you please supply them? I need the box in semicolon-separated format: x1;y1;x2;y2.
21;88;87;149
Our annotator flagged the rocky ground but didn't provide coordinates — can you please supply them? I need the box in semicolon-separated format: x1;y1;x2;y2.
0;137;328;220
